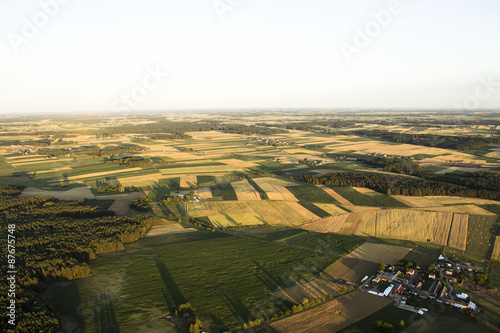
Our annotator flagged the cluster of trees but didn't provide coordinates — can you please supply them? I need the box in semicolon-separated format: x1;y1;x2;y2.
375;319;405;332
105;156;152;168
280;120;356;131
149;133;191;140
36;144;146;157
355;129;500;151
220;124;287;136
298;172;500;200
130;196;152;211
96;183;137;193
363;157;500;192
0;186;160;332
0;139;51;147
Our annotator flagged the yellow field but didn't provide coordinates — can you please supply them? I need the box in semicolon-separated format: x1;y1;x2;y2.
269;291;392;333
20;187;95;201
218;159;257;168
145;219;197;237
447;213;469;250
347;243;411;264
247;201;306;226
313;203;348;216
283;201;320;220
179;174;198;188
209;213;265;228
230;179;261;201
390;195;440;208
415;204;495;215
252;178;286;200
273;277;343;304
158;165;242;175
186;201;255;216
491;236;500;261
425;196;500;206
355;210;453;245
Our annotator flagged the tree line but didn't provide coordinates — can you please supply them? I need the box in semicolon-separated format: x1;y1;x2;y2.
298;171;500;200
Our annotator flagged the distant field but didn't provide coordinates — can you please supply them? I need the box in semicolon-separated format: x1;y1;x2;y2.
331;186;408;208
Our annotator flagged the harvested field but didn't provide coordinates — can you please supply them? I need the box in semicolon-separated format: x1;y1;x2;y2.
466;215;499;257
187;201;255;216
302;211;375;235
299;202;331;218
415;204;496;215
247;201;306;226
447;213;469;250
273;278;343;304
492;237;500;261
218;159;256;168
179;174;198;188
324;258;380;284
231;179;261;201
318;185;353;206
284;201;321;221
269;290;392;333
210;182;238;200
427;196;500;206
313;203;348;216
252;178;286;200
389;195;443;208
355;210;454;245
20;186;95;201
145;220;197;237
347;243;411;264
208;213;265;228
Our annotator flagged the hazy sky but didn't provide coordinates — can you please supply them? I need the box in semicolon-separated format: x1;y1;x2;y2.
1;0;499;114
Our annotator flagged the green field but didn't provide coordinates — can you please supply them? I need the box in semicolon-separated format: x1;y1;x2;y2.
45;232;339;332
210;183;238;201
285;185;339;204
466;215;499;258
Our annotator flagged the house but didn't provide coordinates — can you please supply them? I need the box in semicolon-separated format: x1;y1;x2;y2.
445;270;453;276
429;273;436;280
394;284;405;293
373;272;396;283
449;278;457;283
407;268;415;275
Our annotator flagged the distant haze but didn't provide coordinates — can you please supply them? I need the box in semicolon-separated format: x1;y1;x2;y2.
1;0;499;114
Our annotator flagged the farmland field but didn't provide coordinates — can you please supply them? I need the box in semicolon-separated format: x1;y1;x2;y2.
346;243;411;264
269;291;392;333
286;185;340;204
45;231;340;332
466;215;500;258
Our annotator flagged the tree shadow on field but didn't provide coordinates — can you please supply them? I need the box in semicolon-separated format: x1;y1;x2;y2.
209;311;228;332
222;291;252;325
156;259;186;312
251;259;288;291
93;289;120;333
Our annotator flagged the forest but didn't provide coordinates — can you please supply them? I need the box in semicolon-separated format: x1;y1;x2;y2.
298;171;500;200
0;186;159;332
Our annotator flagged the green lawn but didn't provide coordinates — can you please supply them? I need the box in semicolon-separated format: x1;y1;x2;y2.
45;232;340;332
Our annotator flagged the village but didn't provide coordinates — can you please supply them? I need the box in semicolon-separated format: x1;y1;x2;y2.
359;254;482;316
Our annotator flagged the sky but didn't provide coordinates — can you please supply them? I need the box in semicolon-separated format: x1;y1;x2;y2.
0;0;499;114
